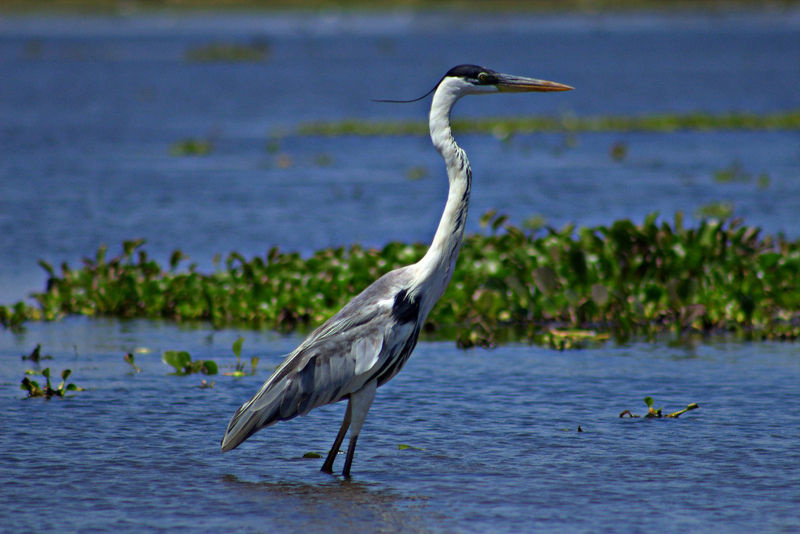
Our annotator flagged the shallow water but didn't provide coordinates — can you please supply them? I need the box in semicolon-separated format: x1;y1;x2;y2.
1;10;800;532
2;318;799;532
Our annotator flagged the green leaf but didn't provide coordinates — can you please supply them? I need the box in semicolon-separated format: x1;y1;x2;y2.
644;397;654;408
590;284;609;306
532;266;557;296
302;452;322;459
398;444;425;451
37;260;55;277
479;209;497;229
201;360;219;375
122;239;145;258
163;350;193;373
758;252;782;270
61;369;72;381
232;336;244;359
491;214;509;232
169;250;187;270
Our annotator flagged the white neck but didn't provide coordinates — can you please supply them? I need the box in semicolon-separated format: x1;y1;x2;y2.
413;78;473;314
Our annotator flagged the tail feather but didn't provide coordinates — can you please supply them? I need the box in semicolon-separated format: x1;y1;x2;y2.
220;350;349;452
220;378;291;452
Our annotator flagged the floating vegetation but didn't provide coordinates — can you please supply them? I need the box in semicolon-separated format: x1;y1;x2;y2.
124;352;142;373
3;213;800;348
302;452;322;459
223;336;259;377
542;329;611;351
170;138;213;156
298;110;800;137
21;368;82;398
713;162;752;184
22;344;52;362
162;350;218;375
406;165;428;181
712;161;770;188
185;41;269;63
619;397;700;418
694;201;734;221
610;141;628;162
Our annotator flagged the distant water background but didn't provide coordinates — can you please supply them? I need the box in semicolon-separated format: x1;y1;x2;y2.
1;9;799;303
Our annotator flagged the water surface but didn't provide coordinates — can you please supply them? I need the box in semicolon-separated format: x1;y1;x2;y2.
1;11;800;532
1;318;799;532
1;10;799;301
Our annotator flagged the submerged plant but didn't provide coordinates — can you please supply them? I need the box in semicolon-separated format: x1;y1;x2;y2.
21;368;82;398
162;350;218;376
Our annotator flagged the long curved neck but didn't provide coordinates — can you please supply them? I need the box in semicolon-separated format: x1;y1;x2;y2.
414;84;471;311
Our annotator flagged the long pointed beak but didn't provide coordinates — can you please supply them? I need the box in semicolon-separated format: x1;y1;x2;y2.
496;73;573;93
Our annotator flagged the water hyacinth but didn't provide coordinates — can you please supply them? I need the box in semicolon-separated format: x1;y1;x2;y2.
2;213;799;347
298;110;800;137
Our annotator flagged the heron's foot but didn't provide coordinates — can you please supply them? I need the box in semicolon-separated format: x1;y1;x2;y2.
320;449;342;473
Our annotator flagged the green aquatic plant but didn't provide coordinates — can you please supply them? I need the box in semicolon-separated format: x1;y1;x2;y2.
21;344;52;362
397;443;426;451
713;161;751;184
406;165;428;181
170;138;213;156
5;213;800;347
694;201;734;221
185;41;269;62
224;336;259;377
298;110;800;137
124;352;142;373
619;397;700;418
162;350;218;376
541;329;611;350
20;367;82;398
610;141;628;161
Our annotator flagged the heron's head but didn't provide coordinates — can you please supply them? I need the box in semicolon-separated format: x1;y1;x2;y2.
442;64;573;97
375;64;572;104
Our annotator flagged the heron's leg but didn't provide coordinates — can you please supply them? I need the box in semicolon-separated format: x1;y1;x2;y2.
321;401;352;474
342;380;377;478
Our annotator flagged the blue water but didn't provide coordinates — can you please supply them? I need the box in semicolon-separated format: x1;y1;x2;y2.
1;10;799;302
1;10;800;532
1;318;799;532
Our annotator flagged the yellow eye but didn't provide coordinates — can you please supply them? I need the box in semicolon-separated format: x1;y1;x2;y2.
478;72;489;83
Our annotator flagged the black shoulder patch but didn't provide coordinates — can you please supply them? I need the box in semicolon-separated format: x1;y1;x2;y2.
392;288;420;324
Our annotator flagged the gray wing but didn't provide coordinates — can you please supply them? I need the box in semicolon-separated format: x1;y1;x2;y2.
220;267;419;452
